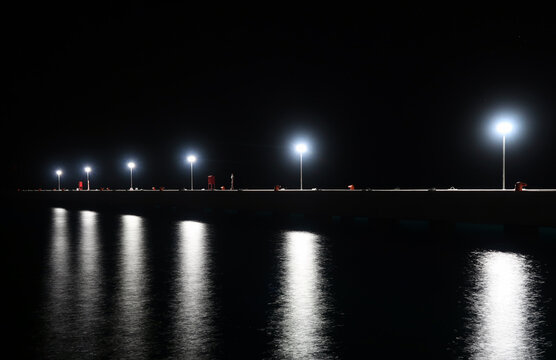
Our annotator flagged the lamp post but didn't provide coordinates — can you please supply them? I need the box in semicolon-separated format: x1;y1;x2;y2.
187;155;196;190
127;162;135;190
84;166;91;191
295;144;307;190
496;122;513;190
56;170;62;190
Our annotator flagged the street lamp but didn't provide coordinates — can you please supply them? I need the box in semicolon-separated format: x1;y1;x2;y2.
496;121;513;190
127;162;135;190
295;143;307;190
187;155;196;190
56;170;62;190
84;166;91;191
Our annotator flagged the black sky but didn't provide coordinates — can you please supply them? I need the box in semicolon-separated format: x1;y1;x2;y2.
5;6;556;190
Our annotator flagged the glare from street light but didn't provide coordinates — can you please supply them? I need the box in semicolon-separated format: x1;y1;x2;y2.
295;143;307;153
294;143;308;190
127;162;135;169
496;121;513;135
187;155;196;190
494;119;514;190
56;169;63;190
84;166;92;191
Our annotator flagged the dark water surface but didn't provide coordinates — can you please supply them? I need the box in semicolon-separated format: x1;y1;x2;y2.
6;207;556;359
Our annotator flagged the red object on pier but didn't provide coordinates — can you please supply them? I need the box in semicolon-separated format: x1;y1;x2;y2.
208;175;215;190
348;184;355;190
514;181;527;192
78;181;83;190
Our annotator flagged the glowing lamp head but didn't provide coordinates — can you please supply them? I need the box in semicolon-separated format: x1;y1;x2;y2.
127;162;135;169
295;144;307;154
496;121;513;135
84;166;91;173
56;170;62;176
187;155;196;163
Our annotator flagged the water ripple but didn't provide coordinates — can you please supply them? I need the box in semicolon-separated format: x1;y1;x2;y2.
464;250;546;359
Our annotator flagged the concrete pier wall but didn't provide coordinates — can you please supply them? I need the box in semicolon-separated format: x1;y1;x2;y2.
17;189;556;227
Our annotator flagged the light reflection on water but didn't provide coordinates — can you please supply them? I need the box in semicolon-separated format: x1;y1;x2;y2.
76;211;102;351
38;208;553;359
115;214;149;358
465;250;545;359
172;220;216;358
45;208;71;352
272;230;331;359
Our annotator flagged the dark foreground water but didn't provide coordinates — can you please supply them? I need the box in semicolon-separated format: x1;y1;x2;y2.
6;207;556;359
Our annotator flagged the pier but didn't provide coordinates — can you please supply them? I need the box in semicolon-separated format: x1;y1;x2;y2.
18;189;556;228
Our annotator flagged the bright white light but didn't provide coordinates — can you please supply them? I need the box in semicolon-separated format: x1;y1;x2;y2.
295;144;307;153
78;211;99;301
466;251;543;359
496;122;513;135
187;155;197;163
275;230;328;358
174;221;213;356
119;214;146;352
47;208;70;335
84;166;91;173
56;170;62;176
127;162;135;169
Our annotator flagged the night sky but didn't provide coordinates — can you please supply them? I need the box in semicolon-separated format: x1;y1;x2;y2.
6;6;556;190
